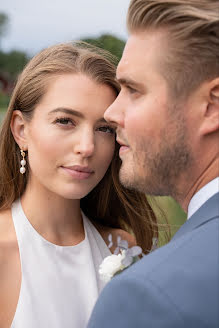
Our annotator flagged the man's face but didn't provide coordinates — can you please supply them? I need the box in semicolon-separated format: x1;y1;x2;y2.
104;31;192;197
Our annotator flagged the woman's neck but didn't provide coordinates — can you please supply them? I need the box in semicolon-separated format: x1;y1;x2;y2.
20;179;84;246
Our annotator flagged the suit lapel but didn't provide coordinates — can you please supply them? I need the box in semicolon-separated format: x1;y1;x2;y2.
172;192;219;241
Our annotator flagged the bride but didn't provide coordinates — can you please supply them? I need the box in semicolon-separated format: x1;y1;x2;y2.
0;42;158;327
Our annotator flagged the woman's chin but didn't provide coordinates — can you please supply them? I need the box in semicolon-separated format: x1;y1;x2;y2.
54;186;93;201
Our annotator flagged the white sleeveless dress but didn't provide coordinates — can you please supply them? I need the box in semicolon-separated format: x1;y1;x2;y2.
10;199;111;328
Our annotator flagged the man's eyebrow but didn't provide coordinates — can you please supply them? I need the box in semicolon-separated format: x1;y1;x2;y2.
117;78;144;89
48;107;84;118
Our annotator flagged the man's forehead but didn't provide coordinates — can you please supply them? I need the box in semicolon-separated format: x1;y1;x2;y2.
117;31;166;80
119;35;142;64
116;37;143;79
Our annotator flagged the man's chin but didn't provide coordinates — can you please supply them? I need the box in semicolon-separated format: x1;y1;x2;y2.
119;165;145;192
119;165;132;187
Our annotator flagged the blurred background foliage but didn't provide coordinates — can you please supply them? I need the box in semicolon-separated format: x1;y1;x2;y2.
0;50;29;79
0;12;186;242
82;34;126;61
148;196;186;246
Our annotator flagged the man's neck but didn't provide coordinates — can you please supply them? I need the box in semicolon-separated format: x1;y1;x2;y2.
178;157;219;212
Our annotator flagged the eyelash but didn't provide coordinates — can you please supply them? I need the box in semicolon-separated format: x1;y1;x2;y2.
55;117;75;126
97;126;115;134
54;117;115;134
127;86;137;94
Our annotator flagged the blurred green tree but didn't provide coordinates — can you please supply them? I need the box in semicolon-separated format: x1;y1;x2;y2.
82;34;125;60
0;13;29;81
0;50;29;79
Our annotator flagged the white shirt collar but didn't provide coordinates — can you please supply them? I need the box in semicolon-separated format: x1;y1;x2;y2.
187;177;219;220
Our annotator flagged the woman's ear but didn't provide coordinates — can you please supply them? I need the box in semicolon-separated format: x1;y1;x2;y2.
200;78;219;136
10;110;28;150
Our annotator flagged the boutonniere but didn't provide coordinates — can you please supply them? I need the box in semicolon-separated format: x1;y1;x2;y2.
99;234;143;283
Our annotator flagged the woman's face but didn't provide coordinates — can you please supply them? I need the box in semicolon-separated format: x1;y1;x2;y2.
24;73;116;199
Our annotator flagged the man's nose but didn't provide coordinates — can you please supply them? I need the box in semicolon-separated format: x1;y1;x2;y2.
104;95;124;127
74;130;95;158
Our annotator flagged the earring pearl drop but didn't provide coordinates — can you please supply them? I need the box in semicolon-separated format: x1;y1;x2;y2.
20;149;26;174
20;166;26;174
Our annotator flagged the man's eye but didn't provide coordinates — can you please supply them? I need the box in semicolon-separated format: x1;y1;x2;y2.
127;85;137;94
55;117;75;126
98;126;115;134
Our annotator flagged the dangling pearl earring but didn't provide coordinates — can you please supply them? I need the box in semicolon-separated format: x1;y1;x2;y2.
20;149;26;174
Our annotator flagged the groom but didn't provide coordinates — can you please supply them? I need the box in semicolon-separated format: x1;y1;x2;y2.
88;0;219;327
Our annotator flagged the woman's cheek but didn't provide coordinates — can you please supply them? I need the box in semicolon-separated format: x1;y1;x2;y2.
96;138;114;170
103;141;115;169
27;134;61;175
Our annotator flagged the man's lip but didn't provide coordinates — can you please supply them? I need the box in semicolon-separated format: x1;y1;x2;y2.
119;145;129;156
116;138;129;147
62;165;94;173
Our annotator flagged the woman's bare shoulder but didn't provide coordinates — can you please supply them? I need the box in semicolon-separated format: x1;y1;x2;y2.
0;208;18;269
0;209;15;243
0;209;21;327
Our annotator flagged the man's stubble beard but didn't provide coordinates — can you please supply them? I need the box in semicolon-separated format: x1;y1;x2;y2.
119;106;193;199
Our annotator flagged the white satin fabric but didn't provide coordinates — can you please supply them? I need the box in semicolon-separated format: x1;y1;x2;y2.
11;199;111;328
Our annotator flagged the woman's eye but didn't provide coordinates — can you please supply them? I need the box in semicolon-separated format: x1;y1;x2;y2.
55;117;75;126
98;126;115;134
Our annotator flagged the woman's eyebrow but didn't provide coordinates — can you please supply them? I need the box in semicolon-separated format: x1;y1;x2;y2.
49;108;110;124
48;107;84;118
97;118;108;123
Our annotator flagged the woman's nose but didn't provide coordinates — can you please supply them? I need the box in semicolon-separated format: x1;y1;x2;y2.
74;130;95;158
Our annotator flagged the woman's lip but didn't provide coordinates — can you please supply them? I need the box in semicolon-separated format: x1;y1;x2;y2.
65;165;94;173
119;145;130;156
61;167;94;179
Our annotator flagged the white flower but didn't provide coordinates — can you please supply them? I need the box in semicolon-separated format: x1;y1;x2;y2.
99;250;126;283
99;234;143;283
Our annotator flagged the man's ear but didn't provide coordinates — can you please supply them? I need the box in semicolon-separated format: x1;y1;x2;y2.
10;110;28;150
200;78;219;136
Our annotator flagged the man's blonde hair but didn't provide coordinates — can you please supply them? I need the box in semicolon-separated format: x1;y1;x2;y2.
127;0;219;98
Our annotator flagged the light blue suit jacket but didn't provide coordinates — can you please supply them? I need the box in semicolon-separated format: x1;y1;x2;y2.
88;193;219;327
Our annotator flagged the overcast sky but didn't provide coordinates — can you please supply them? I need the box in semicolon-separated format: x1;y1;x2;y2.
1;0;130;56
